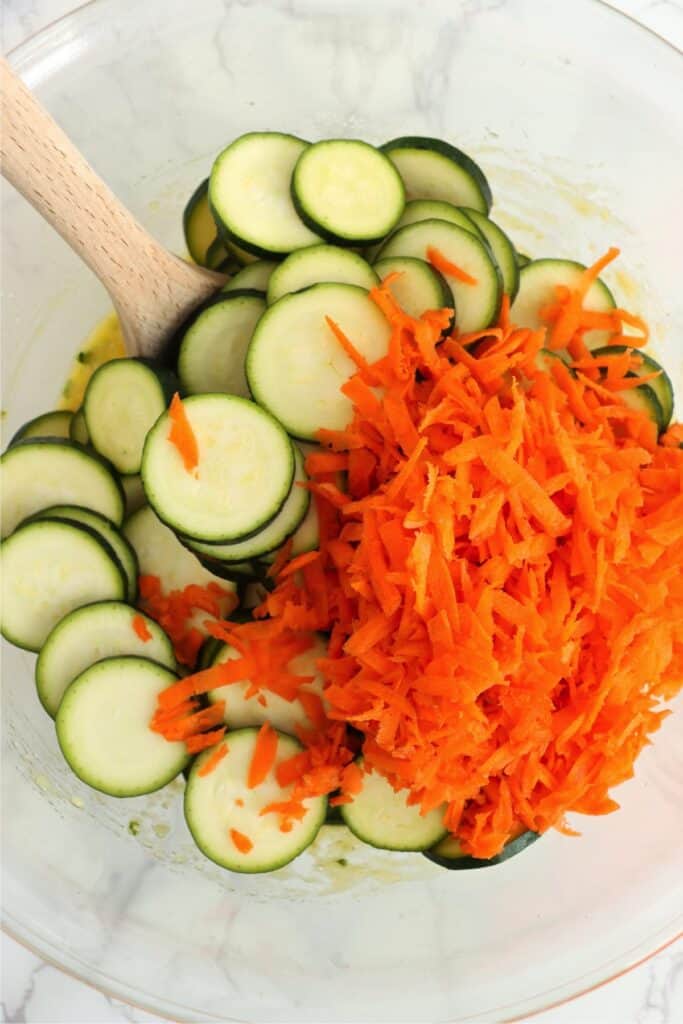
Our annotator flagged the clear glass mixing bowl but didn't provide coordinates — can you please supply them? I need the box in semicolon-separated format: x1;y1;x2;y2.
2;1;682;1020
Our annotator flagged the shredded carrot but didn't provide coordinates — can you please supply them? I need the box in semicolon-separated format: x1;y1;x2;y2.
247;722;279;788
168;392;199;473
149;249;683;860
137;574;237;667
229;829;253;854
132;614;152;642
426;246;477;285
185;728;226;754
198;743;228;777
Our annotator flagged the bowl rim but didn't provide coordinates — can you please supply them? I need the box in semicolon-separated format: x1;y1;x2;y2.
2;0;682;1020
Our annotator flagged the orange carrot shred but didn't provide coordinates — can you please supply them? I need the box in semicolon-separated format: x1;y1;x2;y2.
168;392;199;472
198;743;228;776
426;246;478;285
229;829;253;854
132;614;152;642
247;722;279;789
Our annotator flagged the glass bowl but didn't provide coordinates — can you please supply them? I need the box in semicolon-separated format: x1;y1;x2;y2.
2;1;682;1020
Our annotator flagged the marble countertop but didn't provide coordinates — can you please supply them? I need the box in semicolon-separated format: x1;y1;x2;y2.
1;0;682;1021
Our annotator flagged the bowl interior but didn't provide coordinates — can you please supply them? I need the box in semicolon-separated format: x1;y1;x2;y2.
2;1;682;1020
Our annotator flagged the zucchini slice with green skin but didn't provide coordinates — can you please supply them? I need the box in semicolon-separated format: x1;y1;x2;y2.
615;382;665;432
69;408;90;446
189;552;260;584
56;656;188;797
209;132;321;259
10;409;73;447
533;348;569;374
36;601;175;718
226;239;260;266
120;473;146;516
0;519;126;651
84;358;179;475
516;252;532;269
195;634;224;672
591;345;674;428
206;632;327;733
381;136;492;214
186;445;310;563
30;504;138;602
247;283;391;440
183;178;219;266
511;259;616;350
184;728;327;873
222;260;278;295
1;438;124;539
377;219;502;332
341;762;447;852
142;394;294;543
373;257;453;320
267;244;379;305
204;237;231;271
177;293;266;398
292;139;405;245
459;208;520;300
393;198;483;238
123;504;237;612
257;479;321;566
424;830;539;870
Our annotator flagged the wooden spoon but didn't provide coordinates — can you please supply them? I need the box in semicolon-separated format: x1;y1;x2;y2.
0;58;225;359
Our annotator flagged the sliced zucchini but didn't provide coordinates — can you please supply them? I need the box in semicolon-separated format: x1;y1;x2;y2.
516;252;532;269
56;656;188;797
185;445;310;562
190;553;260;584
377;219;502;332
184;728;327;872
341;763;447;852
460;208;519;300
177;293;266;398
381;136;491;214
209;132;320;258
84;358;178;476
292;139;405;244
195;635;224;672
206;632;327;733
591;345;674;429
205;237;230;271
373;257;453;319
183;178;218;266
222;260;278;295
1;438;124;539
247;283;391;439
533;348;568;374
226;239;260;266
123;504;237;609
36;601;175;718
0;519;126;651
120;473;146;516
615;382;665;432
142;394;294;543
10;410;73;446
393;198;482;237
267;244;379;305
511;258;616;349
69;408;90;446
425;830;539;870
30;504;138;602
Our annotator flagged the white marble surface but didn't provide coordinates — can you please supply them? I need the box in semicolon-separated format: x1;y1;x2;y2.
1;0;682;1022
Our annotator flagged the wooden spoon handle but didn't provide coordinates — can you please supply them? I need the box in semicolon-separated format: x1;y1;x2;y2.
0;58;223;357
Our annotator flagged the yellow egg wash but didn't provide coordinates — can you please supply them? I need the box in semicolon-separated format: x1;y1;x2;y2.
59;312;126;411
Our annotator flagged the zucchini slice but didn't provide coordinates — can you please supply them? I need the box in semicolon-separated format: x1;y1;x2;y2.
36;601;175;718
206;632;327;733
120;473;146;516
373;257;453;319
84;358;178;475
10;409;73;446
591;345;674;429
460;208;520;300
31;504;138;602
247;283;391;439
341;763;447;852
393;198;482;237
185;445;310;562
511;258;616;349
69;408;90;446
184;729;327;873
381;136;492;214
292;139;405;244
267;244;379;305
183;178;219;266
209;132;321;258
377;219;502;332
1;438;124;539
0;519;126;651
56;656;188;797
142;394;294;543
222;260;278;295
516;252;532;269
424;830;539;870
177;293;266;398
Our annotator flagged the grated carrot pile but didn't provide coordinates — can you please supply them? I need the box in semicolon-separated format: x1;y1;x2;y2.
138;575;237;666
151;251;683;858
